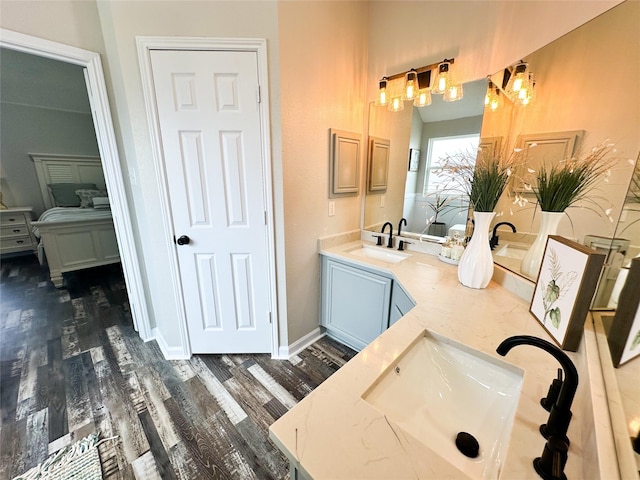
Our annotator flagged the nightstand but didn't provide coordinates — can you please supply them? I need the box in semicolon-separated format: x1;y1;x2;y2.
0;207;37;255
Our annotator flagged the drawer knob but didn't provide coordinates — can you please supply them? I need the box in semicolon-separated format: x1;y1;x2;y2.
17;240;24;244
13;229;20;233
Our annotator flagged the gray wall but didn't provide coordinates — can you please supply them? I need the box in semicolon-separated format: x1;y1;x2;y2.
1;103;98;216
0;48;98;217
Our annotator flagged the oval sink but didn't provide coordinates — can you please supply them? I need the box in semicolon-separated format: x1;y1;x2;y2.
347;245;410;264
362;330;524;479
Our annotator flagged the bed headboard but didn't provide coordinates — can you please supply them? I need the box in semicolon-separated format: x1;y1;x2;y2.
30;153;105;210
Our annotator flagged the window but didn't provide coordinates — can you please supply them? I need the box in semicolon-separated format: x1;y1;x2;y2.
423;134;480;194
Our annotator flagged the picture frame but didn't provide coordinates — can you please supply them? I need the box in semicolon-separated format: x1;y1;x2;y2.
530;235;606;351
367;136;390;193
606;257;640;367
408;148;420;172
329;129;360;198
514;130;584;193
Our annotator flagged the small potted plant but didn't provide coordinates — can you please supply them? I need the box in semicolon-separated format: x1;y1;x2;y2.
423;189;459;237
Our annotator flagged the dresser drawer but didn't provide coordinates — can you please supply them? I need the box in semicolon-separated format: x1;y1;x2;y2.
1;225;31;238
0;213;28;227
1;236;34;252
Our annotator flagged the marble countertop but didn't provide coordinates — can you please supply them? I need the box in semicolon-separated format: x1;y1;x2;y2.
269;240;600;479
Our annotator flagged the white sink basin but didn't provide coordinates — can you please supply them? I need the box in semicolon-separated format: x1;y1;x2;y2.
347;244;410;264
362;329;523;479
494;243;529;260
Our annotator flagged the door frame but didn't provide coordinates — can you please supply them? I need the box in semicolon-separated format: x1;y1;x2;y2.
136;36;280;358
0;29;152;340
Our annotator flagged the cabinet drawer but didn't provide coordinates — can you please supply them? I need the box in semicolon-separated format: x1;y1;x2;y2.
1;236;34;251
0;213;28;227
1;225;31;238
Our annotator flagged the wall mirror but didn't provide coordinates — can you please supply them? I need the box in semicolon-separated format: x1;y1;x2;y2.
363;3;639;472
364;78;486;237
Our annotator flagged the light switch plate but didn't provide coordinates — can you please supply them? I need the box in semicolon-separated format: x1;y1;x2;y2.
380;195;386;207
328;201;336;216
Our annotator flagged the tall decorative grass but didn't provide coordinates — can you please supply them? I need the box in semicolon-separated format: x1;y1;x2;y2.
530;142;617;213
436;147;520;213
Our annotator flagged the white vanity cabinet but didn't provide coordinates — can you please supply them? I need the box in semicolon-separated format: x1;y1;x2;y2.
321;256;415;351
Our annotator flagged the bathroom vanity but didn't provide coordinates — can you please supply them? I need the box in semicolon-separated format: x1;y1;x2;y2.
270;238;617;479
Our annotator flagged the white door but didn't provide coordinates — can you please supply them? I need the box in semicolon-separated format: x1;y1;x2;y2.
150;49;272;353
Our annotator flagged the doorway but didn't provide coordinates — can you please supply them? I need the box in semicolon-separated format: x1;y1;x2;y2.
0;29;151;340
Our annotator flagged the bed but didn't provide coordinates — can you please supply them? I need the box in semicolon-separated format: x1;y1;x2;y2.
30;153;120;287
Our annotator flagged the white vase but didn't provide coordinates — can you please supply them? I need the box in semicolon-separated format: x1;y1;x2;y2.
458;211;496;289
521;211;565;278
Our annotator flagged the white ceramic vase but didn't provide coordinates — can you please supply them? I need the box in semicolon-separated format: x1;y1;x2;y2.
458;211;496;289
521;211;565;278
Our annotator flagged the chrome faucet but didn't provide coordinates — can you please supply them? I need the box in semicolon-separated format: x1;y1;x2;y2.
381;222;394;248
490;222;516;250
496;335;578;445
397;218;407;238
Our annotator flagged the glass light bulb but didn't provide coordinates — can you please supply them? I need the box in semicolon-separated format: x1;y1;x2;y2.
374;78;388;106
443;83;463;102
414;89;432;107
388;96;404;112
513;76;523;92
403;70;419;101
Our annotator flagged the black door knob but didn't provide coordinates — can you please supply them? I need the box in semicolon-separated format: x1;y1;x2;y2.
176;235;191;245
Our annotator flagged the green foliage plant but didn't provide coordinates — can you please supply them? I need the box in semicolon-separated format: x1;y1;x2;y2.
528;141;617;213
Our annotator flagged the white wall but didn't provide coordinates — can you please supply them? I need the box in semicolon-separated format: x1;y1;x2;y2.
278;1;369;344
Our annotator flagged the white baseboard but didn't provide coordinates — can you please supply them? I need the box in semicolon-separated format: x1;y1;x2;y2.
275;327;325;360
152;327;190;360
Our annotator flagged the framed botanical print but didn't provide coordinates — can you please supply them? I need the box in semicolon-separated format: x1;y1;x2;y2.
607;257;640;367
530;236;606;351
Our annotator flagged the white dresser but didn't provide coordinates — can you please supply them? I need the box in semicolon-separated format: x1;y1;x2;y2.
0;207;37;255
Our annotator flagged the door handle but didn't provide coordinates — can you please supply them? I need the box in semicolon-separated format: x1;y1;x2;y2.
176;235;191;246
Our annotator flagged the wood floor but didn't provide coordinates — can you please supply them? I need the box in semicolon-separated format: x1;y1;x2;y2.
0;255;356;480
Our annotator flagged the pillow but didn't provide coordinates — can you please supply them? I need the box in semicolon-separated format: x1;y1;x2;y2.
48;183;98;207
92;197;110;209
75;189;108;208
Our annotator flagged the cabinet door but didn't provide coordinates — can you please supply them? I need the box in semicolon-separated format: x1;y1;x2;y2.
389;282;416;326
322;258;392;351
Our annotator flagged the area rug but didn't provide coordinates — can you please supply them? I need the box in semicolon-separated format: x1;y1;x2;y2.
14;433;105;480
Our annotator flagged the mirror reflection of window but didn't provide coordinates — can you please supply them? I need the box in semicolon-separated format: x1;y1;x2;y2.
423;134;479;194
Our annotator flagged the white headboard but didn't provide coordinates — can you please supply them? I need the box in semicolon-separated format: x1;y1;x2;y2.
30;153;104;210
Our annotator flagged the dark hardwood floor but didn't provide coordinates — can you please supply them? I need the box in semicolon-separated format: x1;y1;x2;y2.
0;255;356;480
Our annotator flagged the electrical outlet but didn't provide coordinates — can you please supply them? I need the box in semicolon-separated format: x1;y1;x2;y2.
380;195;386;207
328;201;336;217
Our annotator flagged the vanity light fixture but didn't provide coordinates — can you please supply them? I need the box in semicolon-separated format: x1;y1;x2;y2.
403;69;419;101
413;71;432;107
375;58;457;111
375;77;389;107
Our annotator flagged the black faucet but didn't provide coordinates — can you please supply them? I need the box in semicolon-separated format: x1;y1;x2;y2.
496;335;578;445
381;222;394;249
490;222;516;250
397;218;407;237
